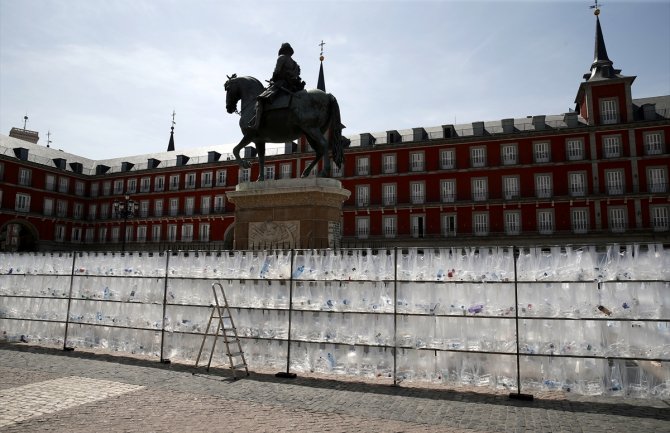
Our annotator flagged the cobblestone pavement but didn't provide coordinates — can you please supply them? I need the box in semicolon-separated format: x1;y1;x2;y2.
0;343;668;433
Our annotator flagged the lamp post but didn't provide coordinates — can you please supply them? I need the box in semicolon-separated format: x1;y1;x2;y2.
113;194;138;252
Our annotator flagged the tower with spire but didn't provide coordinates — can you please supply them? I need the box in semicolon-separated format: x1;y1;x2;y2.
167;110;176;152
574;5;636;125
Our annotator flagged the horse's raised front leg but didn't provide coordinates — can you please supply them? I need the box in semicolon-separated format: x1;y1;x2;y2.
256;141;266;181
232;136;252;169
301;128;328;177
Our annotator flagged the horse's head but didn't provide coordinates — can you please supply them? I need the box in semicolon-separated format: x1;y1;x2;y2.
224;74;239;114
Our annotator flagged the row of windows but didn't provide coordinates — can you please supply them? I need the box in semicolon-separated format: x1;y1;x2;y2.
354;206;670;239
355;167;668;206
53;222;211;244
354;131;666;176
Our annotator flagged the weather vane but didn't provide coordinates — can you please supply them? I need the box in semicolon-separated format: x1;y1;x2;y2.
23;114;28;130
47;130;52;148
171;110;176;129
319;40;326;61
590;0;602;15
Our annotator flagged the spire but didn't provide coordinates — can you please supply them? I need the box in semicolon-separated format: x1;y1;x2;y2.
583;6;622;81
317;40;326;92
167;110;175;152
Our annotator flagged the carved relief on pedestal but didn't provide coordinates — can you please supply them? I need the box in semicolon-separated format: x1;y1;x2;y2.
248;220;299;247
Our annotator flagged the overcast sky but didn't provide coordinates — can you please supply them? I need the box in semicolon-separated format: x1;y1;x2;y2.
1;0;668;160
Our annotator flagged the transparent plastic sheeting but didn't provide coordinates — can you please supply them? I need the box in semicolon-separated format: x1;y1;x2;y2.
0;245;669;399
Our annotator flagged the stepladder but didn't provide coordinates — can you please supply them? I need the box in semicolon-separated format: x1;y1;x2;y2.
196;282;249;379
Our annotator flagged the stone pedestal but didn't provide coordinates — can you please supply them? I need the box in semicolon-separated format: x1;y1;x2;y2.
226;178;350;250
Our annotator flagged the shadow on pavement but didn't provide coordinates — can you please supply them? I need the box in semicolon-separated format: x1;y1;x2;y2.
2;341;668;422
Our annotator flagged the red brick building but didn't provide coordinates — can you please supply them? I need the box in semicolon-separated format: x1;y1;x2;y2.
0;15;668;251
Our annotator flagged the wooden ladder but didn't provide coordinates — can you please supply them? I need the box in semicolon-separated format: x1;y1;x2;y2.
196;282;249;379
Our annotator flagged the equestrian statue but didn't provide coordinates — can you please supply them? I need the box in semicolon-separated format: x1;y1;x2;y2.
225;42;347;180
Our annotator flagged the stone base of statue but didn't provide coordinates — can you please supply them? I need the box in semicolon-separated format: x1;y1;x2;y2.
226;178;350;250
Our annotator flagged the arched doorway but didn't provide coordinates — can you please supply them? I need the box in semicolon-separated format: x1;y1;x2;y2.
0;220;39;252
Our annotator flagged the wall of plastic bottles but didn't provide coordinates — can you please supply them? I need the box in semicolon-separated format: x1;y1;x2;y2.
0;244;668;399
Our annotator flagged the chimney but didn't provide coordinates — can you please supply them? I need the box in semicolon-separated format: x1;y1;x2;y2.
386;130;401;144
472;121;485;136
412;127;428;141
176;155;190;166
501;118;515;133
360;133;376;147
52;158;67;170
532;115;546;130
563;112;579;128
147;158;161;169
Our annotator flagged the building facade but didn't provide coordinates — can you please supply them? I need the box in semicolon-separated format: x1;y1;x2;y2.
0;15;668;252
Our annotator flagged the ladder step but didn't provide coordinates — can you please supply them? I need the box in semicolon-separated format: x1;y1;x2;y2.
232;363;247;369
228;351;244;357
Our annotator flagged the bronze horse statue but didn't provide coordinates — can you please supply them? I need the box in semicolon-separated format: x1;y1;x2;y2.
224;74;346;180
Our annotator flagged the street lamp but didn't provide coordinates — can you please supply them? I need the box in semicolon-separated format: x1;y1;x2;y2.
113;193;138;252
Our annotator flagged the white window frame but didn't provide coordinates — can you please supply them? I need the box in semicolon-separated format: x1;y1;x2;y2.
90;182;99;197
185;197;195;216
214;195;225;213
139;200;149;218
442;213;457;237
537;209;554;235
383;216;397;238
88;203;97;220
98;227;107;243
155;176;165;192
73;202;84;220
264;165;275;180
45;174;55;191
75;181;85;196
566;138;584;161
644;131;664;155
152;225;161;242
441;179;456;203
501;144;517;165
608;207;627;233
181;224;194;242
43;198;54;216
85;228;95;243
126;178;137;194
280;163;292;179
647;167;667;193
137;226;147;242
504;211;521;235
140;177;151;192
605;169;625;195
154;199;163;217
534;142;550;163
239;167;250;183
356;185;370;207
571;208;589;234
102;181;111;196
651;206;669;232
100;203;109;220
356;156;370;176
113;179;124;194
169;174;180;191
569;172;587;197
59;177;69;193
111;227;120;243
167;224;177;242
18;168;32;186
185;172;196;189
472;177;488;201
55;225;66;242
199;223;210;241
503;176;520;200
71;227;82;243
201;196;211;215
535;174;553;198
600;98;618;124
169;197;179;216
201;171;213;188
216;169;227;186
603;135;621;158
410;181;425;204
473;212;489;236
410;214;426;238
410;151;425;172
383;153;397;174
382;183;396;206
15;193;30;212
440;149;455;169
56;200;67;217
470;147;487;168
355;217;369;239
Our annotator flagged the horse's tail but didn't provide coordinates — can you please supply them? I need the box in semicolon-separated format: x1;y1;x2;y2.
328;94;345;169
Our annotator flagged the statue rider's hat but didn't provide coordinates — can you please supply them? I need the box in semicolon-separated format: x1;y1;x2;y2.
278;43;294;56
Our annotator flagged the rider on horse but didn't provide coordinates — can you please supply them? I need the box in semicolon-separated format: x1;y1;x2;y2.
249;42;306;131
